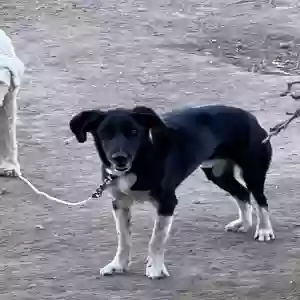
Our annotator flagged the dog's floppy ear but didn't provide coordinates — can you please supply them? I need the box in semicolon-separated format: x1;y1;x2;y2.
132;106;174;153
69;110;106;143
131;106;166;129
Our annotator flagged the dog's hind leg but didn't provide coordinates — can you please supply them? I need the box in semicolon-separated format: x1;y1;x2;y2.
100;197;132;276
242;165;275;242
241;140;275;242
202;161;252;233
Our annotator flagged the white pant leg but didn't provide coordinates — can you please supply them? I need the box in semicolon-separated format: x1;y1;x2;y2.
0;80;20;175
0;83;8;106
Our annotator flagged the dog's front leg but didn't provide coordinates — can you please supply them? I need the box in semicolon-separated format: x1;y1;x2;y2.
146;213;174;279
146;191;177;279
100;201;132;276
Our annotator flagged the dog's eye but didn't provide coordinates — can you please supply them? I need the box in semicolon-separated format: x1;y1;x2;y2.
123;127;138;138
130;129;138;136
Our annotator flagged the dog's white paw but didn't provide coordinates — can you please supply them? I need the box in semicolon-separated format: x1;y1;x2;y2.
145;259;169;279
254;227;275;242
254;207;275;242
225;219;251;233
100;259;128;276
225;202;252;233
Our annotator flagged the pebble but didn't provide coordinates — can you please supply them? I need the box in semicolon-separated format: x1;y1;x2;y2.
35;224;45;230
0;188;9;195
192;200;202;204
280;41;294;49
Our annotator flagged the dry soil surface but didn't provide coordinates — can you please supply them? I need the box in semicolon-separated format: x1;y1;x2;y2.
1;0;300;299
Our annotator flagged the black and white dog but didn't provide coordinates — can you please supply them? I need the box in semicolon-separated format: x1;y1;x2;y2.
70;105;274;279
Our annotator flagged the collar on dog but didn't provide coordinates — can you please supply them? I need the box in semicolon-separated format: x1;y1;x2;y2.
92;165;134;198
149;129;154;143
105;167;130;177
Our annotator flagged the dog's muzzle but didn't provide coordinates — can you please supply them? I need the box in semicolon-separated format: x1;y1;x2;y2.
111;152;131;172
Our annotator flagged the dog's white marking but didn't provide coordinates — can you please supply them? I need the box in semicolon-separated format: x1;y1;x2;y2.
200;159;246;187
254;206;275;242
117;173;137;193
200;160;252;232
225;199;253;232
200;159;226;174
107;172;155;206
100;208;132;276
146;215;173;279
104;171;173;278
101;171;159;276
200;159;228;177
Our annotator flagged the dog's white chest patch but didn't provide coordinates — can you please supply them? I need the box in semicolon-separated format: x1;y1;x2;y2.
125;190;151;203
107;173;154;206
117;173;137;193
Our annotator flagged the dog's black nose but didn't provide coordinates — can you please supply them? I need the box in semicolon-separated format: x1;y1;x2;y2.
111;152;129;168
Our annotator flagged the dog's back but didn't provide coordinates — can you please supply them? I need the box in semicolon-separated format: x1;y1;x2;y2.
163;105;267;142
162;105;270;167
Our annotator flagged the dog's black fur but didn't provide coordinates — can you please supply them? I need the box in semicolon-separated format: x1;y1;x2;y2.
70;104;274;278
70;104;272;217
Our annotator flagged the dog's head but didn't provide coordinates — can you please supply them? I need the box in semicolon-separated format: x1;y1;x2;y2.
69;106;168;173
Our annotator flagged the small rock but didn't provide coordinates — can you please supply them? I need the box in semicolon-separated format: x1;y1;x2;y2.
35;224;45;230
192;200;201;204
236;43;243;52
0;188;9;195
137;7;148;12
280;41;294;49
75;76;85;81
152;32;164;36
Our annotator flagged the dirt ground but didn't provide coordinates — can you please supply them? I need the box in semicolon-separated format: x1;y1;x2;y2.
1;0;300;299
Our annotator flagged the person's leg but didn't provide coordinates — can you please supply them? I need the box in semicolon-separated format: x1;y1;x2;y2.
0;83;8;106
0;83;20;177
0;66;10;106
0;30;24;177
